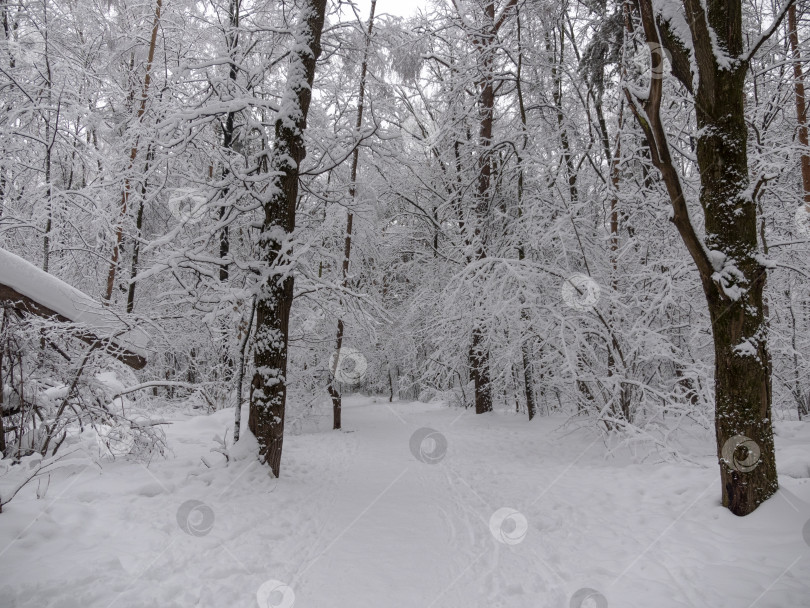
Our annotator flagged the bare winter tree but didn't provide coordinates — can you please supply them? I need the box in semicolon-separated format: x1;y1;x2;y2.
249;0;328;476
327;0;377;431
625;0;791;515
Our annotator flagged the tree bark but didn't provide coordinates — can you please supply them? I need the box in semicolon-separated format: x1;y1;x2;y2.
234;295;256;442
514;7;536;420
218;0;240;284
104;0;162;304
462;0;500;415
41;6;54;274
0;310;6;455
249;0;328;476
462;0;519;414
788;4;810;210
627;0;779;515
126;146;153;313
546;25;577;205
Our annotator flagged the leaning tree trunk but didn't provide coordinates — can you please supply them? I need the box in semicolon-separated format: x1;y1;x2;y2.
627;0;780;515
248;0;327;477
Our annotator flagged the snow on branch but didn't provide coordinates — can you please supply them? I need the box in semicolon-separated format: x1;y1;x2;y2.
0;248;149;369
743;0;796;63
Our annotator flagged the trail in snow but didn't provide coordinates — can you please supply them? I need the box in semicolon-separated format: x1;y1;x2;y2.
1;396;809;607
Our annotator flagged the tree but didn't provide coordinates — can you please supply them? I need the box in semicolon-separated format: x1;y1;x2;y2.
625;0;790;515
249;0;328;476
788;3;810;210
327;0;377;431
104;0;163;304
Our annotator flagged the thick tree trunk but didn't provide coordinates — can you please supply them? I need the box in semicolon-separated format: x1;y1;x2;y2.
696;66;777;516
627;0;779;515
249;0;327;476
469;327;492;414
461;0;520;414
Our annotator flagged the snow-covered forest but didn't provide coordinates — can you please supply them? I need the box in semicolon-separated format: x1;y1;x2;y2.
1;0;810;604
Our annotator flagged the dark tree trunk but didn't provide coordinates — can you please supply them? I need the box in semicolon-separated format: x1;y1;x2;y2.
515;7;536;420
788;4;810;209
327;0;376;430
0;310;6;456
234;295;256;442
104;0;162;304
627;0;781;515
218;0;239;283
464;0;500;415
126;147;153;314
462;0;519;414
249;0;327;477
788;4;810;420
469;327;492;414
690;0;777;517
328;319;344;430
546;26;577;205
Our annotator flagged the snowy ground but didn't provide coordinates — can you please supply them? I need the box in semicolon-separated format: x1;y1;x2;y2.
1;396;809;608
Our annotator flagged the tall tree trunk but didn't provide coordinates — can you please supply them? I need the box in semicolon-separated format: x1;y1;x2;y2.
327;0;376;431
249;0;327;476
546;25;577;205
218;0;240;284
460;0;520;414
104;0;162;304
627;0;780;515
787;6;810;421
464;0;498;415
42;116;52;273
126;146;153;313
41;6;53;273
789;4;810;211
514;6;536;420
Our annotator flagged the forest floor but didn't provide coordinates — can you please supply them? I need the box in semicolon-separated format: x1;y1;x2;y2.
1;395;809;607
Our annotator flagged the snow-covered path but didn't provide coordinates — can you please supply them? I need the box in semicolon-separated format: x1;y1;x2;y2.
2;396;809;607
